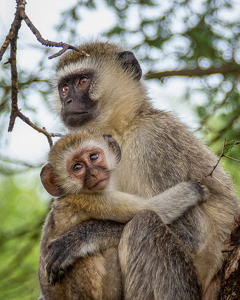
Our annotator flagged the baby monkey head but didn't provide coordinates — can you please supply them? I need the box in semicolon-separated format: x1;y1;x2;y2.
40;128;121;197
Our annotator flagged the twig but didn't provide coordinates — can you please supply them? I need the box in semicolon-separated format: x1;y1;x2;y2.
0;0;69;144
145;63;240;80
198;140;240;187
0;0;24;61
212;175;231;191
0;155;43;168
6;0;24;132
224;155;240;163
19;9;89;59
0;1;89;62
17;111;63;147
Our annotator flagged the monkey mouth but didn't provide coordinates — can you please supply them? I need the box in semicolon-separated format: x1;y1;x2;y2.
88;177;109;191
71;112;88;115
63;112;91;127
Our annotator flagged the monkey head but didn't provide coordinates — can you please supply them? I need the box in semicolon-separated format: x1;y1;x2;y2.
40;128;121;197
52;41;144;129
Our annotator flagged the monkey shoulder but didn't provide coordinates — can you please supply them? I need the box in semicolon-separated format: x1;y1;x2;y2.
121;108;238;200
43;197;89;238
127;110;206;173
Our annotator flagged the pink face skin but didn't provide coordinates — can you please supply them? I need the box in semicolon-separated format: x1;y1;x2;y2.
66;146;110;193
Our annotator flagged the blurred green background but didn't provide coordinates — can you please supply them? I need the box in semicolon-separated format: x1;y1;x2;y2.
1;0;240;298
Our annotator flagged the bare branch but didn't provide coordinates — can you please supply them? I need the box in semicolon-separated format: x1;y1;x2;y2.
0;0;25;61
17;111;63;148
223;155;240;163
198;140;240;186
19;10;89;59
7;0;25;132
145;63;240;80
0;0;65;145
0;156;43;168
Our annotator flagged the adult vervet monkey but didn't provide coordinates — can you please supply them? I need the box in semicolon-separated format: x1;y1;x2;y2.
46;41;239;300
38;128;208;300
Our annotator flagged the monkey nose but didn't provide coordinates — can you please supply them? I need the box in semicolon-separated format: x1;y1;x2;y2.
65;99;73;105
90;169;98;177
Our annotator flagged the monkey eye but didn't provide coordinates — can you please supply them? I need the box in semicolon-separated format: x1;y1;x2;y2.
79;77;88;86
73;163;84;171
62;84;69;94
90;153;99;161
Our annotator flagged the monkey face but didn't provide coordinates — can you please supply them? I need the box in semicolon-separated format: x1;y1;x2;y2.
41;129;121;197
58;72;97;128
66;146;110;193
54;42;143;129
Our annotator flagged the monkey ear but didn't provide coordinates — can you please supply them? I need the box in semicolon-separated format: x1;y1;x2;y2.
40;163;61;197
102;134;121;163
117;51;142;81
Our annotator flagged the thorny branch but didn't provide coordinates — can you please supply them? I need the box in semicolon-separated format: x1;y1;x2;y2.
0;0;87;147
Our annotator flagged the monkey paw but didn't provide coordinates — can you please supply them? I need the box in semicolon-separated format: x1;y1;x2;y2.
45;236;81;285
195;184;210;203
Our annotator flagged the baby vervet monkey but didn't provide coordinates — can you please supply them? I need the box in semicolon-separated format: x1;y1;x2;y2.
38;128;209;300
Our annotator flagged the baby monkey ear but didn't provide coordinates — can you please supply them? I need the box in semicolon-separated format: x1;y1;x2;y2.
40;163;61;197
102;134;121;163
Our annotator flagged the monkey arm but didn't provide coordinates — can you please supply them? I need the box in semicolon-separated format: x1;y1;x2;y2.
45;219;124;285
146;182;209;224
87;182;208;224
44;182;207;285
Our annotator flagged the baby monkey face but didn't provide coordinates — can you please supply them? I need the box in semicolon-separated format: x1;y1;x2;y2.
67;146;110;193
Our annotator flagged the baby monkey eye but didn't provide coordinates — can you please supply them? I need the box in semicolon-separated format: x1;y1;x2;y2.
73;163;84;171
90;154;99;161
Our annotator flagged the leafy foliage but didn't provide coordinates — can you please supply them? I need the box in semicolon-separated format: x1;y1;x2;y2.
223;140;236;155
0;172;49;300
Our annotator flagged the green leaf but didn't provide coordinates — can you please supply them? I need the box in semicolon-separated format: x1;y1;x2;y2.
223;140;236;155
196;105;207;119
145;36;165;48
139;0;156;6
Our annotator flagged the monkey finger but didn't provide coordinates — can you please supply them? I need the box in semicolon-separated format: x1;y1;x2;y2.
58;268;65;282
59;254;76;271
48;256;70;284
197;184;210;203
45;254;62;282
201;185;210;202
48;272;58;286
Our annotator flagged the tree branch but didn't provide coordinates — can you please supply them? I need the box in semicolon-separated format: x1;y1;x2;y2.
0;0;66;146
17;111;63;147
7;0;24;132
198;140;240;187
0;0;24;61
145;63;240;80
19;9;89;59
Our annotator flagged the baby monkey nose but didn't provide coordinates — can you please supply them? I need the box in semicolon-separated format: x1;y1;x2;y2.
90;168;99;177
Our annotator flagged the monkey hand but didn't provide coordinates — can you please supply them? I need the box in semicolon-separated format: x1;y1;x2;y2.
45;220;124;285
45;233;77;285
195;184;210;203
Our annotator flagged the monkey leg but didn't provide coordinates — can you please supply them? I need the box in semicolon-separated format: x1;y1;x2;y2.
118;209;202;300
202;270;222;300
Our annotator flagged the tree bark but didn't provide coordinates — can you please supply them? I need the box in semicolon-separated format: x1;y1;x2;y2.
218;214;240;300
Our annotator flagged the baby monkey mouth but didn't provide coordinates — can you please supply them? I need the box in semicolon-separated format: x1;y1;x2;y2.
88;177;110;191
